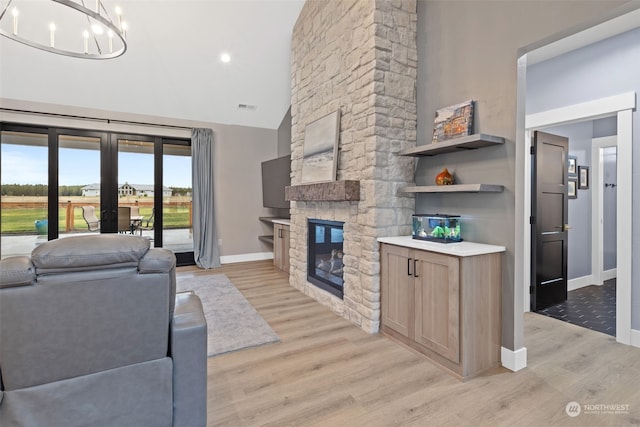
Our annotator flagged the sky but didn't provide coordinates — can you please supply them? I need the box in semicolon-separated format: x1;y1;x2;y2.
1;144;192;188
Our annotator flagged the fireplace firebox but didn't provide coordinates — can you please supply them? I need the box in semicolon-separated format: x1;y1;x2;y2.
307;219;344;299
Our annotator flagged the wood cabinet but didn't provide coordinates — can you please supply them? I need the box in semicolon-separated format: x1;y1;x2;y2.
380;242;502;381
273;223;290;273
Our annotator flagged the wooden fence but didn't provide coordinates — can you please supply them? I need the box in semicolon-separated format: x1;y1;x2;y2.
1;200;192;232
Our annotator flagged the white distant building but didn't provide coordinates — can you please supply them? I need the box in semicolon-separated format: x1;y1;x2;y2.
81;184;100;197
81;183;172;197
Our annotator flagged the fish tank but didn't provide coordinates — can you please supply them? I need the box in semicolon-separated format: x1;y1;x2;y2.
412;214;462;243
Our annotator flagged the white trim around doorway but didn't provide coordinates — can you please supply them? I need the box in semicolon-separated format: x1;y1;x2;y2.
522;91;635;346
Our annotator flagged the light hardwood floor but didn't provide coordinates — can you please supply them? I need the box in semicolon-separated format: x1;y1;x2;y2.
178;261;640;427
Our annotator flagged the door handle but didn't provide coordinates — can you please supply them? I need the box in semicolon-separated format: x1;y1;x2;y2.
413;259;419;278
564;224;572;231
407;258;413;276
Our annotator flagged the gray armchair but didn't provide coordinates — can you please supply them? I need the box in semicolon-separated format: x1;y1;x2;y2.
0;235;207;427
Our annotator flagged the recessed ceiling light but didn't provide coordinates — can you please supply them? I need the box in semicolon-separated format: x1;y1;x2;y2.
220;53;231;63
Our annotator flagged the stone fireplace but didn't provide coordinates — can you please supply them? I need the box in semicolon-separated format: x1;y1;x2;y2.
287;0;417;333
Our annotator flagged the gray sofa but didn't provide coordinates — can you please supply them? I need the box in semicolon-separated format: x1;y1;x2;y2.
0;235;207;427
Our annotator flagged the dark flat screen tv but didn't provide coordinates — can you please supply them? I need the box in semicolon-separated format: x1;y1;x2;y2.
261;155;291;209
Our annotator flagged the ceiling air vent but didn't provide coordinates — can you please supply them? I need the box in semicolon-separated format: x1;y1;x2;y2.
238;104;257;110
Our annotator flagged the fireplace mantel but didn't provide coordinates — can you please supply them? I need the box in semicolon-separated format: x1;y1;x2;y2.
285;180;360;202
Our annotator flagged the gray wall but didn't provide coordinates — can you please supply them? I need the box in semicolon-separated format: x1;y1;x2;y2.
212;124;279;257
526;26;640;329
416;0;625;350
277;107;292;157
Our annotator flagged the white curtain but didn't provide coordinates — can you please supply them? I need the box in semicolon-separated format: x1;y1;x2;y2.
191;128;221;269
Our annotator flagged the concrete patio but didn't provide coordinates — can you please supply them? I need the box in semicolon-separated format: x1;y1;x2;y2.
1;228;194;259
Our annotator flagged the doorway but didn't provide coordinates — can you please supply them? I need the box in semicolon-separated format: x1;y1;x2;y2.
530;127;619;336
591;136;617;286
521;92;634;345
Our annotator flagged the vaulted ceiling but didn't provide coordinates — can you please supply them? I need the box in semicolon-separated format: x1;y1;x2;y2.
0;0;305;129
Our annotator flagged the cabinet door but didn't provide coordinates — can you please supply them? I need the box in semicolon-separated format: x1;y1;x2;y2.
273;224;283;269
413;250;460;363
281;224;290;273
380;244;412;337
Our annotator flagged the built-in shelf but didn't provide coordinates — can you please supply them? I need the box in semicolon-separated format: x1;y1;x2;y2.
259;217;290;224
285;180;360;202
399;184;504;194
259;217;289;246
399;133;505;157
258;235;274;245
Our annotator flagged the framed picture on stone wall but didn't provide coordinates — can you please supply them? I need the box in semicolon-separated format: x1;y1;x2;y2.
432;100;474;143
301;110;341;184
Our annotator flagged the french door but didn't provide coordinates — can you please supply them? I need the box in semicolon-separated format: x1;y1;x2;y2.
1;124;193;264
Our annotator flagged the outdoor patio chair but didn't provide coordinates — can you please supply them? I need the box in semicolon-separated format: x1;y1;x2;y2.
81;206;100;232
129;206;142;235
118;206;132;234
140;208;155;232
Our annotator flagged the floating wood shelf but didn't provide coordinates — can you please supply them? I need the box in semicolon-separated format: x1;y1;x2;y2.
399;134;505;157
399;184;504;194
285;180;360;202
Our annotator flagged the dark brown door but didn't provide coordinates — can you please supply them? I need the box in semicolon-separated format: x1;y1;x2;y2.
531;131;569;311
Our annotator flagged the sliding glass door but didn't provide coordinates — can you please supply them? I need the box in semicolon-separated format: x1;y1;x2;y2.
116;135;155;236
0;124;193;264
58;132;104;236
0;128;49;258
163;141;193;259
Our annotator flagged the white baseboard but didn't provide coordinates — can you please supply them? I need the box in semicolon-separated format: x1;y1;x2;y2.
568;275;595;291
631;329;640;348
501;346;527;372
220;252;273;264
568;270;617;290
602;268;617;281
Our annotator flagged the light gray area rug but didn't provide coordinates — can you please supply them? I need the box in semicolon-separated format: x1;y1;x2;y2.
176;274;279;357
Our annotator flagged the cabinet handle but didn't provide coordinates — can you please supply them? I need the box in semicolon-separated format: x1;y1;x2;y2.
413;259;419;278
407;258;413;276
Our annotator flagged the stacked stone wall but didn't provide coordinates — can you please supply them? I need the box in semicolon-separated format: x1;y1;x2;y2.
290;0;417;332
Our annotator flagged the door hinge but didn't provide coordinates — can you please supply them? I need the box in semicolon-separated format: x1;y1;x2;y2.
530;216;536;225
530;146;535;155
529;285;535;294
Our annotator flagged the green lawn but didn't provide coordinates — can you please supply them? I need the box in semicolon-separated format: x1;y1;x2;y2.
1;206;191;234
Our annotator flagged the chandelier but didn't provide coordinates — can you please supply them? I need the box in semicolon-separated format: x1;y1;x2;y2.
0;0;128;59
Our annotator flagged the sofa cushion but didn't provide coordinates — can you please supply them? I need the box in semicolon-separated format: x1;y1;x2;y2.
0;256;35;288
31;235;149;274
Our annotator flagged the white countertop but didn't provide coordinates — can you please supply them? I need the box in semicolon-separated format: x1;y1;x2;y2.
378;236;505;257
272;219;291;226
